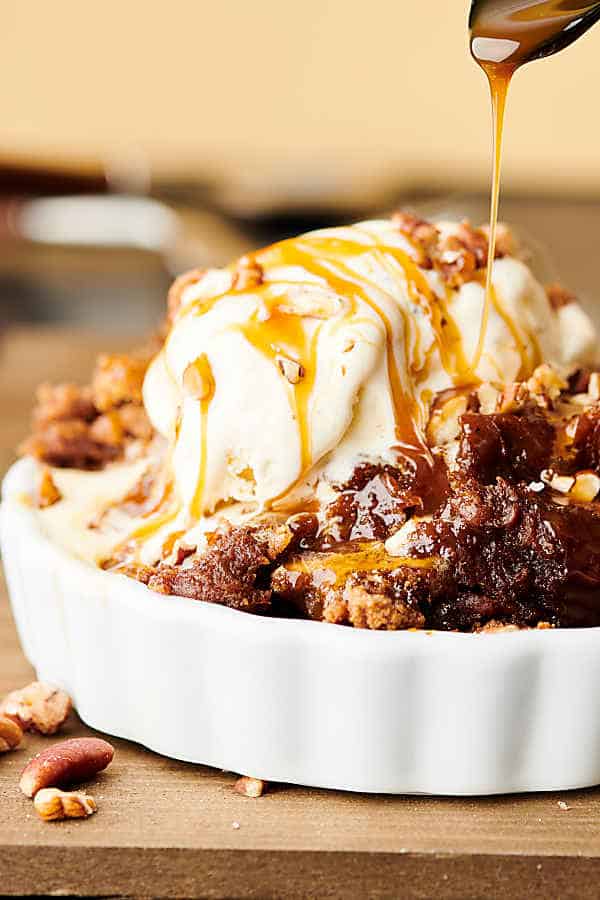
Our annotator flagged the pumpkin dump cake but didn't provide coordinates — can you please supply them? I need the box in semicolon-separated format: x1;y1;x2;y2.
21;214;600;631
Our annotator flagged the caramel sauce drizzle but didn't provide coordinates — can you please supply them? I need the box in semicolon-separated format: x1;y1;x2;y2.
487;277;540;377
189;354;216;519
237;302;319;473
303;232;477;388
284;541;435;586
103;479;180;568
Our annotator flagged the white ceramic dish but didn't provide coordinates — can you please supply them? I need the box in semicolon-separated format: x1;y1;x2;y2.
3;457;600;795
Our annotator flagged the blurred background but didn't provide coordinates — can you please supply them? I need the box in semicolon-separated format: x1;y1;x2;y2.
1;0;600;462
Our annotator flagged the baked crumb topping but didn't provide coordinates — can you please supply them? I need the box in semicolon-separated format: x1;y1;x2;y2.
110;364;600;631
21;343;156;469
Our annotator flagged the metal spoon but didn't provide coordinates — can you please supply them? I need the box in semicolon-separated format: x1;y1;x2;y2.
469;0;600;65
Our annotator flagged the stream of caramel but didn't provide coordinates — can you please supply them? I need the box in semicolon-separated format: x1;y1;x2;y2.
470;0;600;373
189;353;216;519
471;61;513;375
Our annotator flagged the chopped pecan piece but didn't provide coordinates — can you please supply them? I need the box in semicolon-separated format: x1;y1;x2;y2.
34;788;97;822
429;220;514;287
489;222;516;258
392;211;439;267
232;256;264;291
0;715;23;752
454;221;489;267
36;468;62;508
166;268;205;323
32;383;96;430
116;403;153;440
234;776;267;798
173;543;197;565
433;234;477;288
546;283;577;310
277;356;304;384
92;353;147;412
1;682;72;735
88;412;124;447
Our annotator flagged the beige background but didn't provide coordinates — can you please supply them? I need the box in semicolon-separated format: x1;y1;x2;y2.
2;0;600;194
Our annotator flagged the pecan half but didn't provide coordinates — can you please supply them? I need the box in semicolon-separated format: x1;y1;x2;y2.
19;737;114;798
33;787;97;821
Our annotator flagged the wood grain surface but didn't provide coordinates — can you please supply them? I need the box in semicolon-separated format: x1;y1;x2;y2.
2;328;600;899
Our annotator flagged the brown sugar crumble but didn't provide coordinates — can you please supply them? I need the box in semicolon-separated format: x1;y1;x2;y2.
126;365;600;632
21;345;156;469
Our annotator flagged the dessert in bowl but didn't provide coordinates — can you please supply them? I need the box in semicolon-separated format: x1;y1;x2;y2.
4;212;600;794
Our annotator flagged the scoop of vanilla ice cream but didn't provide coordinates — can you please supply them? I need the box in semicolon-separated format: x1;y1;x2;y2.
143;218;596;528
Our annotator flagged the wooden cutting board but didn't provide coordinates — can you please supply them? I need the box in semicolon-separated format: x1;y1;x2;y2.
1;328;600;899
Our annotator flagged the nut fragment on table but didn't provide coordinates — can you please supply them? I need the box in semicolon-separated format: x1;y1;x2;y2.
0;714;23;752
34;787;97;821
1;681;72;735
234;775;267;798
19;737;115;798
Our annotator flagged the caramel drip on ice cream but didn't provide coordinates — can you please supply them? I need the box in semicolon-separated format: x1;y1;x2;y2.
303;233;475;388
238;303;318;473
259;237;431;464
189;354;216;519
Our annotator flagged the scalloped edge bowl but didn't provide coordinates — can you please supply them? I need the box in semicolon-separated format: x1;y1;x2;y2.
3;457;600;795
